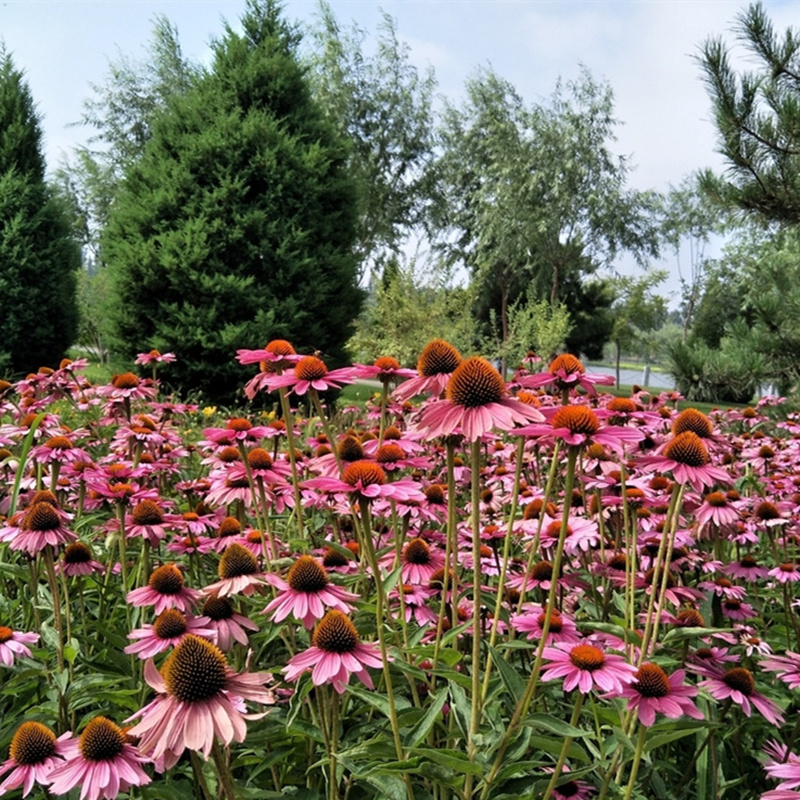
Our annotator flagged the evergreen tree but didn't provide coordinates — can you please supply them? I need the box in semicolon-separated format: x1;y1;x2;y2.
0;51;79;375
102;1;361;404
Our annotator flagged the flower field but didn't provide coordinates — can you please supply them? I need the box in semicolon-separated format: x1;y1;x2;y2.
0;341;798;800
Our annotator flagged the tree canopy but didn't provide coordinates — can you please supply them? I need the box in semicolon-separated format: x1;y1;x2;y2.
0;50;79;375
101;0;361;404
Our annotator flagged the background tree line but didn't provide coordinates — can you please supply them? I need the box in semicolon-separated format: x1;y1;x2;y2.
3;0;800;404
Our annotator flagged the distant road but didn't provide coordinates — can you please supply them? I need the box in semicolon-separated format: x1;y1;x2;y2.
586;364;675;390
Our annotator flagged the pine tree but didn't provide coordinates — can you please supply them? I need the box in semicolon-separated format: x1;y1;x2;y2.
0;51;79;374
102;0;361;404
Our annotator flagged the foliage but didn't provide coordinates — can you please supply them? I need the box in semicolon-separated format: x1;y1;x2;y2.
74;268;116;364
431;67;660;357
347;260;476;365
699;2;800;224
0;51;79;375
481;290;572;369
305;3;436;282
56;17;197;261
101;0;361;405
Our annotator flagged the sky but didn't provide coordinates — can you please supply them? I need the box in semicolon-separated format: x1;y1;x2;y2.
1;0;797;297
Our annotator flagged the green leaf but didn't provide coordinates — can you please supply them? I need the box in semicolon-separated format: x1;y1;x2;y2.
347;682;411;718
488;644;525;702
527;713;593;738
404;689;448;748
409;747;483;775
363;773;407;800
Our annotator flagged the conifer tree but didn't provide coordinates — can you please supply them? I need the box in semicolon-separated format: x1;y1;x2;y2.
103;0;360;403
0;51;79;374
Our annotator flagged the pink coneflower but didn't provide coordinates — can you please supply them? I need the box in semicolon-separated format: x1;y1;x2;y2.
95;371;156;402
769;562;800;584
518;353;614;395
29;435;93;466
389;583;437;626
540;641;636;694
8;501;76;556
135;349;177;365
696;664;784;725
200;594;259;652
263;556;357;629
127;564;202;614
351;356;416;383
283;610;385;694
47;716;150;800
127;635;275;765
637;431;730;492
761;651;800;690
414;357;543;442
125;499;168;546
721;598;757;621
511;607;581;646
304;460;423;504
517;405;642;455
237;340;302;399
619;663;702;727
202;543;269;598
390;537;446;584
124;609;217;659
724;554;769;581
56;542;104;578
0;626;39;666
696;490;740;529
0;721;70;797
392;339;463;402
258;355;357;396
202;417;275;446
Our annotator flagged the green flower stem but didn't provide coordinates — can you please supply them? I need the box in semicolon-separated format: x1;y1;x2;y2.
189;750;214;800
42;546;65;673
481;436;526;704
542;691;585;800
464;439;484;799
433;440;458;672
622;724;648;800
210;740;239;800
637;481;685;665
278;386;304;537
309;388;342;474
479;446;579;800
357;497;416;800
378;378;390;446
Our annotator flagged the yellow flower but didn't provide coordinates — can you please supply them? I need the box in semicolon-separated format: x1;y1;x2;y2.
202;406;218;417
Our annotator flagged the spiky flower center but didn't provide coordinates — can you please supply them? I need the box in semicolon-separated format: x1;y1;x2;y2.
132;499;163;526
248;448;273;470
0;626;13;643
287;556;328;592
376;443;405;464
551;406;601;436
537;611;563;633
608;553;627;571
758;445;776;459
663;432;709;467
218;517;242;538
532;561;554;581
312;610;359;653
755;501;780;521
23;502;60;531
549;354;585;376
9;721;56;765
384;426;402;440
417;339;462;377
148;564;185;595
219;543;258;579
226;418;252;432
705;491;728;507
154;609;188;639
741;555;758;568
202;595;234;621
162;635;228;702
676;609;705;627
607;397;637;414
446;357;505;408
266;339;295;356
45;436;72;450
404;538;432;565
322;546;350;568
723;667;754;696
429;568;455;591
64;542;92;564
424;484;445;504
633;662;670;697
343;461;386;489
338;436;365;462
218;446;241;463
569;644;605;671
374;356;400;371
113;372;140;390
672;408;713;438
79;717;125;762
780;562;797;573
295;356;328;382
